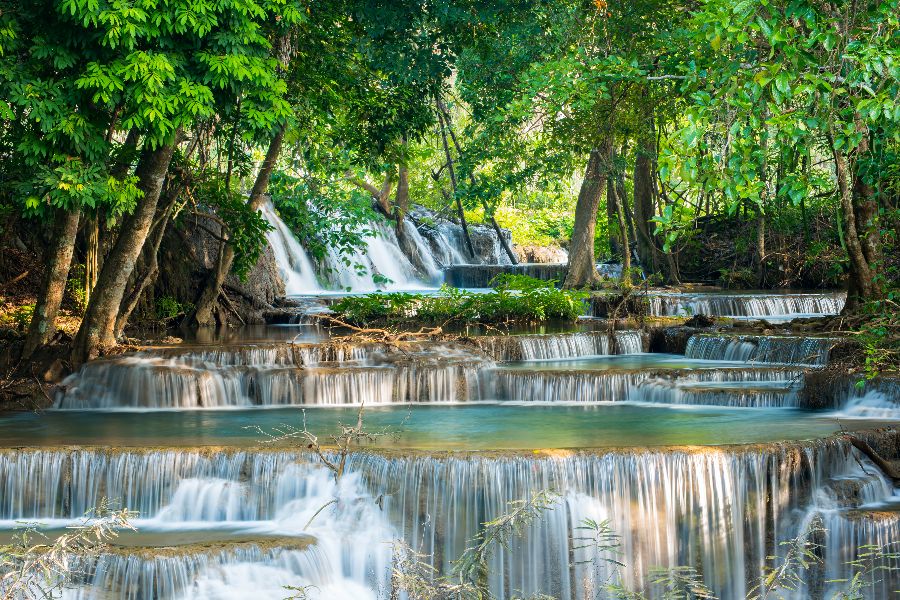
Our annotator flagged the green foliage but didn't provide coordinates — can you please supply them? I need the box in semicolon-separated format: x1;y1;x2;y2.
332;284;588;326
196;180;272;281
155;296;193;320
9;304;34;331
489;274;557;291
268;171;380;275
852;293;900;380
66;264;88;313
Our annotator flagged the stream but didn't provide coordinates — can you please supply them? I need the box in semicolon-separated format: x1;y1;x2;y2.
1;290;898;599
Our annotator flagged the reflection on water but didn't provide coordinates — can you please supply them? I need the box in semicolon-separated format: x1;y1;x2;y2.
0;404;884;450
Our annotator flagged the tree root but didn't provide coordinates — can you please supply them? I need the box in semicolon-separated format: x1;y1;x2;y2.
844;434;900;486
313;314;447;345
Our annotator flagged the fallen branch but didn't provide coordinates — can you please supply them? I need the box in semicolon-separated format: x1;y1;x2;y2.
0;271;29;290
844;434;900;486
313;313;445;345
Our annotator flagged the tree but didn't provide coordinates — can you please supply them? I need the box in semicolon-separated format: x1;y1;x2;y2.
51;0;302;362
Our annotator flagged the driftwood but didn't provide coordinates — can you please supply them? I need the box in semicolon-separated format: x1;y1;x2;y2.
313;314;446;345
844;434;900;486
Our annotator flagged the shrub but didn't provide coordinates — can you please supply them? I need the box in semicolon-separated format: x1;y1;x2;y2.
331;283;587;326
155;296;194;320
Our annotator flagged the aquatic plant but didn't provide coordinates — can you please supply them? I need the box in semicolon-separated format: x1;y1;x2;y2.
0;500;135;599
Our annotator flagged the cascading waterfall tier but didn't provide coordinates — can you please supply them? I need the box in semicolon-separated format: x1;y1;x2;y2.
488;366;805;406
260;203;322;295
684;334;838;365
471;330;644;362
53;341;492;409
261;202;516;294
1;437;897;599
647;291;846;319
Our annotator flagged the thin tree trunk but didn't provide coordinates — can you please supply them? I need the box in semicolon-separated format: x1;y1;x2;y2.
71;138;179;365
436;106;476;260
84;216;99;306
22;208;81;358
617;163;637;253
394;161;409;234
438;100;517;265
192;125;286;327
115;182;181;336
633;135;660;274
756;212;767;287
611;172;631;275
489;216;518;265
833;145;874;311
563;144;609;288
606;177;620;260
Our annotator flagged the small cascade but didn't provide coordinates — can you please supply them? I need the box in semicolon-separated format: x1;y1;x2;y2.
614;331;643;354
54;343;486;409
410;207;512;267
489;367;805;406
2;440;893;599
65;545;364;600
319;220;429;292
831;379;900;418
813;511;900;598
472;331;643;362
684;334;837;365
256;364;477;405
260;203;322;295
789;462;900;599
648;291;846;319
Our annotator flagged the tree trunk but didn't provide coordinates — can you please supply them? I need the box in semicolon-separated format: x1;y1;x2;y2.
84;216;99;306
833;143;876;312
394;160;409;234
755;211;766;287
611;173;631;276
490;216;518;265
606;177;620;260
71;139;178;365
436;106;476;260
563;143;609;288
617;165;637;254
192;125;286;327
115;182;181;336
633;135;661;274
22;208;81;358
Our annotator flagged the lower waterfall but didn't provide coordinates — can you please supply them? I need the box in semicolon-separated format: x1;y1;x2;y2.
648;291;846;319
684;334;837;365
2;440;897;599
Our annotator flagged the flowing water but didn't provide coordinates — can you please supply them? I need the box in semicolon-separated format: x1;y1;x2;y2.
2;299;900;598
647;290;846;321
260;204;513;293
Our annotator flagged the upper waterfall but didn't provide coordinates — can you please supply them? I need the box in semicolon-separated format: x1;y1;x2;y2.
260;202;322;295
260;203;517;294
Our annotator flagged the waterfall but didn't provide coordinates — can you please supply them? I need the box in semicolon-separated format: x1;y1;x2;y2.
488;366;805;406
835;385;900;421
318;220;430;292
472;331;644;362
2;440;895;599
64;545;376;600
54;337;824;409
260;203;322;295
684;334;837;365
54;342;487;409
648;291;846;319
55;361;481;409
262;202;523;294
